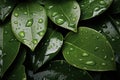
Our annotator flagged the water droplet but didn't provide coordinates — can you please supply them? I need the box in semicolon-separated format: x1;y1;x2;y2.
83;67;87;69
18;31;25;38
101;63;106;66
4;31;8;34
8;6;11;9
26;19;33;27
85;61;95;65
94;47;99;51
32;39;38;44
94;7;99;11
102;24;106;28
52;12;58;17
14;13;19;17
96;36;100;39
82;53;89;57
104;55;107;59
66;52;69;55
116;21;120;25
38;31;44;36
72;17;76;22
9;38;15;42
69;23;75;28
100;1;106;5
55;18;65;25
14;21;18;24
112;38;115;42
48;5;53;9
70;48;73;50
73;6;77;9
38;18;43;23
111;57;114;61
24;11;28;15
79;59;83;61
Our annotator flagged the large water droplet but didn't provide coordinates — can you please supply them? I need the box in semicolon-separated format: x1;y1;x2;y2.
26;19;33;27
85;61;95;65
38;18;43;23
32;39;38;44
55;18;65;25
52;12;58;17
82;53;89;57
18;31;25;38
14;13;19;17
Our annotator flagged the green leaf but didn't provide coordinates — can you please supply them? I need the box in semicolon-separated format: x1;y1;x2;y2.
31;60;93;80
11;2;47;51
45;0;80;32
109;0;120;14
77;0;113;20
0;21;20;77
27;28;63;71
0;0;16;21
8;65;26;80
63;27;116;71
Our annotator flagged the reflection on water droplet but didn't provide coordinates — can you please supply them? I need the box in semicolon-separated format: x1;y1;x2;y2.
24;11;28;15
26;19;33;27
69;23;75;28
72;17;76;22
48;5;53;9
79;59;83;61
85;61;95;65
82;53;89;57
18;31;25;38
38;31;44;36
32;39;38;44
94;47;99;51
100;1;106;5
101;63;106;66
73;6;77;9
70;48;73;50
38;18;43;23
55;18;65;25
116;21;120;25
112;38;115;42
14;21;18;24
52;12;58;17
104;55;107;59
111;57;114;61
14;13;19;17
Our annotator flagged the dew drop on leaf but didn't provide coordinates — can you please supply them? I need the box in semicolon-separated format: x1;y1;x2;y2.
99;1;106;5
26;19;33;27
85;61;95;65
38;18;43;23
18;31;25;38
14;12;19;17
101;63;106;66
24;11;28;15
55;18;65;25
94;47;99;51
52;12;58;17
82;53;89;57
32;39;38;44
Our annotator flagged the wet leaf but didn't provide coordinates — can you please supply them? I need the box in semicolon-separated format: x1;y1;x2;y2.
0;21;20;77
27;28;63;71
63;27;116;71
30;60;93;80
45;0;80;32
77;0;113;20
11;2;47;51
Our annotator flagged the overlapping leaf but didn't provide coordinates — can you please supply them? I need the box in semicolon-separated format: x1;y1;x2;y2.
63;27;116;71
45;0;80;32
11;2;47;51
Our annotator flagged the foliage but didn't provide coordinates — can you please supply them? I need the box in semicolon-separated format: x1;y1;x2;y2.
0;0;120;80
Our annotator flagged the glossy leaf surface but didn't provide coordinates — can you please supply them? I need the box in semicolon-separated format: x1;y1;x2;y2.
78;0;113;20
29;60;93;80
63;27;116;71
11;2;47;51
0;0;16;21
45;0;80;32
27;28;63;71
0;21;20;77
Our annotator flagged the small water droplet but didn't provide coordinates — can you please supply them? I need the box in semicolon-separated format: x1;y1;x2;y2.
112;38;115;42
9;38;15;42
24;11;28;15
101;63;106;66
32;39;38;44
73;6;77;9
94;47;99;51
79;59;83;61
4;31;8;34
48;5;53;9
38;18;43;23
94;7;99;11
116;21;120;25
104;55;107;59
69;23;75;28
14;13;19;17
14;21;18;24
55;18;65;25
72;17;76;22
26;19;33;27
85;61;95;65
18;31;25;38
82;53;89;57
70;48;73;50
111;57;114;61
52;12;58;17
38;31;44;36
96;36;100;39
100;1;106;5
